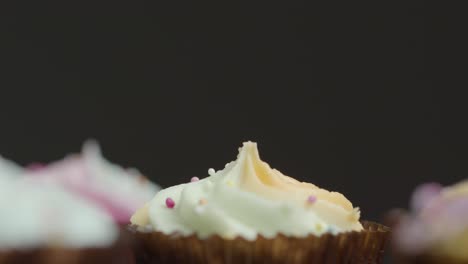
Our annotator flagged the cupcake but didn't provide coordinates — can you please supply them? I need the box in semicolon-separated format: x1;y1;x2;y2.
0;141;160;263
388;180;468;264
130;142;389;264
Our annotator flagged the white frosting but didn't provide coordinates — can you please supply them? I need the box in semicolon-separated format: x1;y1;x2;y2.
0;141;159;248
132;142;363;240
0;181;118;249
0;155;22;183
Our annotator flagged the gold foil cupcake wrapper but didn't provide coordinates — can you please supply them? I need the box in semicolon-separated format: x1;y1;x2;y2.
131;221;390;264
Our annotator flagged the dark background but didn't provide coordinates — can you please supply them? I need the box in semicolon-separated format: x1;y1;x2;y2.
0;1;466;223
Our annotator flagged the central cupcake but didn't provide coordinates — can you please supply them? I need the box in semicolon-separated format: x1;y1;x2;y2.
131;142;389;264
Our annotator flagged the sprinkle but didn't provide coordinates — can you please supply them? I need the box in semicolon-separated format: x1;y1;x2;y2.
223;232;236;239
165;198;175;209
195;206;205;214
327;226;338;235
307;195;317;204
208;168;215;175
316;223;323;232
191;177;200;182
199;198;207;205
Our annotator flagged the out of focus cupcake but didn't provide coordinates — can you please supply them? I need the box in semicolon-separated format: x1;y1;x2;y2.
387;180;468;264
0;180;130;264
130;142;389;264
22;141;160;225
0;141;160;263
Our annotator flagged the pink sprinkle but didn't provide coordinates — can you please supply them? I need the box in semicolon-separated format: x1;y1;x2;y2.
307;195;317;204
191;177;200;182
165;198;175;209
27;162;45;171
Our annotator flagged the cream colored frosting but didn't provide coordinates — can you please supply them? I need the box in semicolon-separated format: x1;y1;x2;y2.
131;142;363;240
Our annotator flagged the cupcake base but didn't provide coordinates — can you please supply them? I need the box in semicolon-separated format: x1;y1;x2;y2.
393;253;468;264
131;221;389;264
0;227;135;264
0;247;134;264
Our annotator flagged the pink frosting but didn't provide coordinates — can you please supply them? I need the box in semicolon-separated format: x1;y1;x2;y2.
410;182;442;212
393;181;468;254
22;143;159;224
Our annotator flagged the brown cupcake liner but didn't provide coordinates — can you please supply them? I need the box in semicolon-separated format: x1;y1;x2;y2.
0;247;134;264
130;221;390;264
0;227;135;264
392;254;468;264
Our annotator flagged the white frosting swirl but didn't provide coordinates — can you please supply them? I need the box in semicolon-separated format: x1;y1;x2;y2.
0;181;118;249
132;142;363;240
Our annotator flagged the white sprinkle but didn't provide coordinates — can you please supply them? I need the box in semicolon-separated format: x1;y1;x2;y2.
195;206;205;214
208;168;215;175
327;226;338;235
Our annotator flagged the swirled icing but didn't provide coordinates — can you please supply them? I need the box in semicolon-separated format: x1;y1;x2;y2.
131;142;363;240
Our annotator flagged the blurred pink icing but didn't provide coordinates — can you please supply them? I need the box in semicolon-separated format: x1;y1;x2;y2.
26;162;46;171
409;182;442;212
394;181;468;254
22;143;159;224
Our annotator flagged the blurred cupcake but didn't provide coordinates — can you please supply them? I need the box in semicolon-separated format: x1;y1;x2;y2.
388;180;468;264
22;141;160;224
0;141;160;263
130;142;389;264
0;179;131;264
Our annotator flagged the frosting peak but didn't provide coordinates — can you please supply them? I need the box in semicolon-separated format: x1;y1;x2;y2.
131;142;363;240
236;142;353;212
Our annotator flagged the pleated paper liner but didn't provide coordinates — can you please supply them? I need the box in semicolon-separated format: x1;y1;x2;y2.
0;247;134;264
393;255;468;264
130;221;390;264
0;227;135;264
393;253;468;264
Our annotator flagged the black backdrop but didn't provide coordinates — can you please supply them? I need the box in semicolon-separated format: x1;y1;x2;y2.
0;1;466;222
